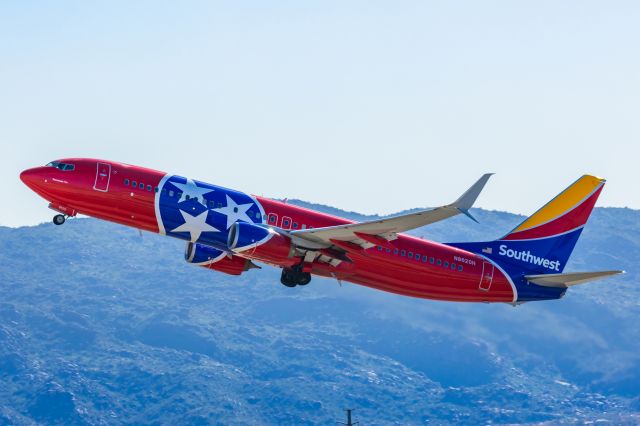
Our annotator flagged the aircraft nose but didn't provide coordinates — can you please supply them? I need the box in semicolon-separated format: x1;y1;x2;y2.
20;167;43;189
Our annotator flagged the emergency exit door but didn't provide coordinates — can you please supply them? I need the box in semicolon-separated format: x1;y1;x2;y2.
94;162;111;192
479;261;494;291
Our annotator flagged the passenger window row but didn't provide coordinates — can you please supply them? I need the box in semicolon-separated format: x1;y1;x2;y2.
122;178;262;220
123;179;157;193
376;246;464;271
266;213;313;230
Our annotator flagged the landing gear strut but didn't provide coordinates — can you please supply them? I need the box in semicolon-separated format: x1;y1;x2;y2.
53;214;66;225
280;264;311;287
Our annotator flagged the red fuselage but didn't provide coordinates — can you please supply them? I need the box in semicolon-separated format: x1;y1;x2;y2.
20;158;516;303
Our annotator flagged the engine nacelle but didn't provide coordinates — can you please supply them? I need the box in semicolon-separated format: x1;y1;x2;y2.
185;242;252;276
227;222;297;267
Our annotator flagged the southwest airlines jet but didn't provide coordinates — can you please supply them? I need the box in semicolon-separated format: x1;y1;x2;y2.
20;159;623;304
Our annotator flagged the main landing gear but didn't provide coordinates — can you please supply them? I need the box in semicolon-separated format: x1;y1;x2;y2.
53;214;66;225
280;264;312;287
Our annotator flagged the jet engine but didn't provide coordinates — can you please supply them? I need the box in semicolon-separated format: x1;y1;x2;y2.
227;222;297;267
184;242;254;276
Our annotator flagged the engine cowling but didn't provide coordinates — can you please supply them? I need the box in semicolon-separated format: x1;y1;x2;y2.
184;242;252;276
227;222;297;267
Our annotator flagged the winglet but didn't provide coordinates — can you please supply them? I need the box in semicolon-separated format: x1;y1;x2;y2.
456;207;479;223
452;173;493;213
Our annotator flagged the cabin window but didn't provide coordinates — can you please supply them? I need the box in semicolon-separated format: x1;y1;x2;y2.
451;263;456;270
293;222;298;229
185;194;190;200
401;250;406;256
169;190;174;197
147;185;152;191
437;259;442;266
139;182;144;189
377;246;383;251
154;187;159;193
408;252;413;258
386;248;391;253
458;265;464;272
394;249;399;255
301;224;307;229
444;261;449;268
124;179;129;186
430;257;435;264
283;219;290;227
209;200;216;209
268;213;277;225
132;181;137;188
255;212;261;220
422;255;428;262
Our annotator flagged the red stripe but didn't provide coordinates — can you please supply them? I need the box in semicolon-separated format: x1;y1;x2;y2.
504;186;602;240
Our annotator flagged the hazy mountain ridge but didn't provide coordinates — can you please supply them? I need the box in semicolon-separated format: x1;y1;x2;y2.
0;206;638;425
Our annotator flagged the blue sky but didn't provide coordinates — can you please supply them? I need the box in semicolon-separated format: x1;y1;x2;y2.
1;1;638;227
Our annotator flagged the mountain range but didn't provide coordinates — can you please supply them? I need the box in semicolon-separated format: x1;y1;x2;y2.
0;203;638;425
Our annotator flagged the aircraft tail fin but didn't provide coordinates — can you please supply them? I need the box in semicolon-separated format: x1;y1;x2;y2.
449;175;605;275
500;174;605;242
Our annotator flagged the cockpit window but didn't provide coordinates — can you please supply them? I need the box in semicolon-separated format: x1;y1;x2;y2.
46;161;75;171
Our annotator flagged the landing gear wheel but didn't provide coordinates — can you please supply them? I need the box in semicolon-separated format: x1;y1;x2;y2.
53;214;66;225
280;267;312;287
297;273;311;286
280;269;297;287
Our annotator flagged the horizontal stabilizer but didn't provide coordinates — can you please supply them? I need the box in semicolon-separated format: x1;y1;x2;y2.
525;270;624;287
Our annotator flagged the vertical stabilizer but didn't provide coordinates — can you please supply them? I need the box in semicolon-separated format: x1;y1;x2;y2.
448;175;606;301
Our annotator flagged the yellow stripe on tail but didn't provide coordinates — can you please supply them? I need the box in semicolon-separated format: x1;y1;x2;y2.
512;175;605;233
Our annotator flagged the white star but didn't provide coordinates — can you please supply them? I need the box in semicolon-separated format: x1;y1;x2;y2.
212;194;255;229
170;210;219;242
170;179;214;206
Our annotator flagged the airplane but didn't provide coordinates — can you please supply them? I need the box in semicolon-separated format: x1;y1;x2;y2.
20;158;624;304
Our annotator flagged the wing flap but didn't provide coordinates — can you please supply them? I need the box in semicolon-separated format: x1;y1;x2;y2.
525;270;624;287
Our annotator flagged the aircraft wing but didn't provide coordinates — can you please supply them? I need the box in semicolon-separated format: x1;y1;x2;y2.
289;174;493;249
525;270;625;287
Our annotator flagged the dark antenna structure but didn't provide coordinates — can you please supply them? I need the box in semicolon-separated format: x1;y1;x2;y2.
337;408;359;426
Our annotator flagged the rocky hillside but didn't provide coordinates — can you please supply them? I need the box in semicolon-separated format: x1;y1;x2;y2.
0;205;638;425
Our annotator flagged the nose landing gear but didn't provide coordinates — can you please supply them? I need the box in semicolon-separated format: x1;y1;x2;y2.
48;203;76;225
53;214;66;225
280;264;312;287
